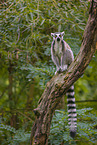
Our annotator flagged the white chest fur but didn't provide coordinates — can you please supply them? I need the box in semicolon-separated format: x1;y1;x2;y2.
54;41;62;57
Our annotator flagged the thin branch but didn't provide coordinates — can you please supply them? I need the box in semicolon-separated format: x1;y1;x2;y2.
16;110;33;122
76;100;97;103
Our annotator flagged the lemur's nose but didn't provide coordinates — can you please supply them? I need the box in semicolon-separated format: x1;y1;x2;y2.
57;37;60;41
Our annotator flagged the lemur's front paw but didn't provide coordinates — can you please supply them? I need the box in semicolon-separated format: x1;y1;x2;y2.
61;65;67;72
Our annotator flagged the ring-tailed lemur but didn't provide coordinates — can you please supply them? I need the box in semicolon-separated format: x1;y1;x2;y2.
51;31;77;138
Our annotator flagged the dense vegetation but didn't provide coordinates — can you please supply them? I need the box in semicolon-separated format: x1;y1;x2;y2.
0;0;97;144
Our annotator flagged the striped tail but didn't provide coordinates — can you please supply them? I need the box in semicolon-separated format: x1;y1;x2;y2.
66;85;77;138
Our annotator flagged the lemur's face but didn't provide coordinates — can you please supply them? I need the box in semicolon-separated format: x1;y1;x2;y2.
51;31;64;42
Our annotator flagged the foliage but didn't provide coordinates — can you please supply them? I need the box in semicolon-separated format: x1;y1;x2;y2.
75;51;97;100
0;108;97;145
0;0;97;144
49;108;97;145
0;117;30;145
20;62;54;88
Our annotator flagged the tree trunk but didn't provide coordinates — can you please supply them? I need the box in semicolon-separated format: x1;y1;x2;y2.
30;1;97;145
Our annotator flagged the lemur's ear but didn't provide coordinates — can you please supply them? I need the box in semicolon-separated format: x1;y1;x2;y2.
61;31;64;36
51;33;54;37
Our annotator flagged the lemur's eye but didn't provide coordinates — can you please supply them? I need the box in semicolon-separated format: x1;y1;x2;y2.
55;35;57;38
59;34;61;37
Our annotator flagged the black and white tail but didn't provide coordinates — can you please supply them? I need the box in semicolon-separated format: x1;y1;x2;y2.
66;85;77;138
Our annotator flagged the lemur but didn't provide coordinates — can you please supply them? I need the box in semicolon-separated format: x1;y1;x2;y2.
51;31;77;138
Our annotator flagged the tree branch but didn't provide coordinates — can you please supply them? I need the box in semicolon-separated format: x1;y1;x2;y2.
30;1;97;145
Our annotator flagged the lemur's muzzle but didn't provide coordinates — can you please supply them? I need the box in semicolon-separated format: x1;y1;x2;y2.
57;37;60;41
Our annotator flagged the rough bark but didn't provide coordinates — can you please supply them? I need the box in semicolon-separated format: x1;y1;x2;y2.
30;1;97;145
